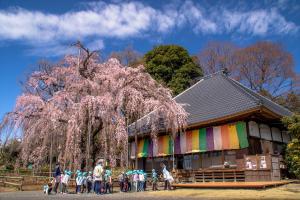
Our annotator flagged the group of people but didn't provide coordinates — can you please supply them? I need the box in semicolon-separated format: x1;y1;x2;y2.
117;163;174;193
118;170;147;192
43;160;174;195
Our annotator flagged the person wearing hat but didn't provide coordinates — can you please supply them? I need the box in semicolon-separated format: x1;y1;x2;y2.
53;162;61;194
152;169;158;191
123;172;130;192
61;170;71;194
143;172;148;191
74;170;80;193
133;170;139;192
104;169;112;194
76;172;83;194
138;170;145;192
86;171;93;193
43;177;54;195
118;172;124;192
93;159;104;195
81;172;88;193
161;163;171;190
127;171;132;191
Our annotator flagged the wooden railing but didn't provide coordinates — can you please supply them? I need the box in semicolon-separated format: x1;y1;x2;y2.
0;176;23;190
176;169;246;183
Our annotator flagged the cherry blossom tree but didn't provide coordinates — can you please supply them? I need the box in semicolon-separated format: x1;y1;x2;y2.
0;43;188;170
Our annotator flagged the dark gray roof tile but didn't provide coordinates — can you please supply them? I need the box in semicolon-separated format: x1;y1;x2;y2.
129;72;292;135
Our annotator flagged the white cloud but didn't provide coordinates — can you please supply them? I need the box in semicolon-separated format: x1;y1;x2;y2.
178;1;218;34
0;0;298;56
0;3;155;42
223;8;298;35
86;39;105;51
26;42;77;57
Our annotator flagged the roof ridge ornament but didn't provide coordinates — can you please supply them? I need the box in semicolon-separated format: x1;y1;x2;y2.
221;68;229;76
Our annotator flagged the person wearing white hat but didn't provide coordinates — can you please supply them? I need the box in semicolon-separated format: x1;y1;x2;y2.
93;159;104;195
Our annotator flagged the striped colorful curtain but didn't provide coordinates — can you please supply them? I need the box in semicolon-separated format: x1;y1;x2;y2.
213;126;222;150
131;121;249;158
157;135;173;156
185;131;193;153
180;132;186;154
199;128;207;152
181;121;249;153
137;138;150;158
236;121;249;148
192;130;199;152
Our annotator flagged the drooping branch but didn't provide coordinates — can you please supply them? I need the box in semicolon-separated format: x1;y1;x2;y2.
0;43;188;169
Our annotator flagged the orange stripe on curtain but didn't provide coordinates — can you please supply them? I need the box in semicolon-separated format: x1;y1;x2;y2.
158;136;164;156
185;130;193;153
221;125;230;149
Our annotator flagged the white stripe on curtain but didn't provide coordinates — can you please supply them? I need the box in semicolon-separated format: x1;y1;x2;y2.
213;126;222;150
180;132;186;154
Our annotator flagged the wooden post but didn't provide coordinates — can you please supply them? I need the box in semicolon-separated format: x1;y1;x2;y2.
135;130;138;169
86;117;91;171
126;116;129;169
172;137;175;170
151;157;154;169
221;150;225;164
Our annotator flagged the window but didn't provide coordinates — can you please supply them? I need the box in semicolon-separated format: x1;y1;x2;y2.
202;152;211;168
248;137;262;155
211;151;222;166
183;155;192;169
224;150;236;165
236;148;248;159
273;143;283;154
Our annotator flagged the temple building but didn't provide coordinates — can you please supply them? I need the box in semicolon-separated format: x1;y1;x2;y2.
128;71;292;182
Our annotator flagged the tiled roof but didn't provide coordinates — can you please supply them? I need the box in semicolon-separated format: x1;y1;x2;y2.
174;72;292;125
129;72;292;135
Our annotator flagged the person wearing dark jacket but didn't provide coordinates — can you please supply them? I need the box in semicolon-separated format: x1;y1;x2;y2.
53;162;61;194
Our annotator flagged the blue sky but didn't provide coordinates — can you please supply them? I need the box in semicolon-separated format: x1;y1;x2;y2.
0;0;300;121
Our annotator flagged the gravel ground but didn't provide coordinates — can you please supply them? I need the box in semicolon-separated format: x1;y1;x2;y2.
1;183;299;200
0;191;196;200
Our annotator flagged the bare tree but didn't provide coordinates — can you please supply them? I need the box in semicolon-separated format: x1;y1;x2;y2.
110;45;143;67
197;41;238;75
234;41;295;99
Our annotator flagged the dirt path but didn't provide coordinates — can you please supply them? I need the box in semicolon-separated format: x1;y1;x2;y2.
0;183;299;200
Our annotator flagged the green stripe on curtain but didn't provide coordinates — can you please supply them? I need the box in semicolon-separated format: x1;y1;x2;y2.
142;138;150;157
236;121;249;148
168;136;173;154
199;128;207;151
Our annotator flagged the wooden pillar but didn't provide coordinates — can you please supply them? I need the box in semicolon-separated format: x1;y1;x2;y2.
151;157;154;169
221;150;225;164
135;131;138;169
126;117;129;169
49;132;53;178
86;118;91;171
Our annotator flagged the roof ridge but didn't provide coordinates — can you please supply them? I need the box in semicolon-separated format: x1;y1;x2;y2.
174;70;227;99
130;72;220;125
222;75;262;105
224;75;292;114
